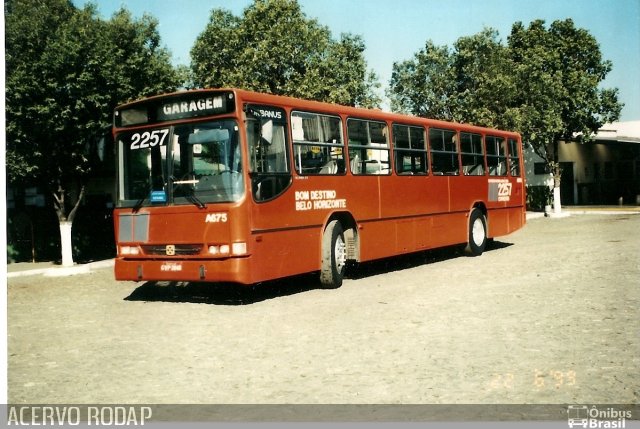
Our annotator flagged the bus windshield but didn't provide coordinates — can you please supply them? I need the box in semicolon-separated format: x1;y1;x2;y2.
117;119;244;207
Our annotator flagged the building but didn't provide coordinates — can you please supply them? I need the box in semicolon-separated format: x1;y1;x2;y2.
525;121;640;207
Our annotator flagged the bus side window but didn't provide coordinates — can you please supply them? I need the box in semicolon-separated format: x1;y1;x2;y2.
393;124;427;175
486;136;508;176
246;104;292;202
347;119;390;175
508;138;521;176
461;132;485;176
292;111;345;175
429;128;459;175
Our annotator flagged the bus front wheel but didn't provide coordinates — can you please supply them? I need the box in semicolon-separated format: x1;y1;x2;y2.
465;209;487;256
320;220;347;288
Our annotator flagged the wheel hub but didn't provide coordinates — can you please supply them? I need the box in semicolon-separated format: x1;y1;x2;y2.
335;235;347;272
472;218;485;246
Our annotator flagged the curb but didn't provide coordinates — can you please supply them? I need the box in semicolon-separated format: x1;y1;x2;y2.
525;211;571;219
527;209;640;220
565;209;640;215
526;212;545;220
7;259;114;278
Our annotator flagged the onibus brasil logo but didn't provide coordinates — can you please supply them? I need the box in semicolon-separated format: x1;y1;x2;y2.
567;405;632;428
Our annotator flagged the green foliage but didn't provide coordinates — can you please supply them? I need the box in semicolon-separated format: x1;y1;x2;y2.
387;19;623;179
389;41;456;119
526;185;553;211
507;19;622;161
6;207;61;263
388;28;518;127
5;0;181;219
452;29;519;129
191;0;380;107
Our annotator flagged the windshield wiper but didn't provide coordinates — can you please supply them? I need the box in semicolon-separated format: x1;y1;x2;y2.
185;193;206;209
132;194;148;213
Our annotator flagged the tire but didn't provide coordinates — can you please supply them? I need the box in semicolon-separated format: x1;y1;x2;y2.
465;209;487;256
320;220;347;288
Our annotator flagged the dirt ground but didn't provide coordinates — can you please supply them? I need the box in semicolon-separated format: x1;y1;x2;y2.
7;215;640;412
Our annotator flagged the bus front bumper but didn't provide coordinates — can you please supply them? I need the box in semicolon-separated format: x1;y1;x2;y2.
114;257;254;284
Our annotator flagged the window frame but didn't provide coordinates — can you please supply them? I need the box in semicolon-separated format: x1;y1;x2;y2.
534;162;549;175
245;103;292;203
508;138;521;177
486;135;508;176
460;132;486;176
429;127;460;176
393;123;428;176
291;110;346;176
347;118;391;176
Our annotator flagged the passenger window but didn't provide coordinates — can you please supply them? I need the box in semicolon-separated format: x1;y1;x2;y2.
460;132;485;176
347;119;390;175
393;124;427;175
292;111;345;175
508;138;521;176
486;136;508;176
246;104;291;202
429;128;459;175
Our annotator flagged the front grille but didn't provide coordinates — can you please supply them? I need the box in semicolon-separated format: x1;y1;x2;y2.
141;244;203;256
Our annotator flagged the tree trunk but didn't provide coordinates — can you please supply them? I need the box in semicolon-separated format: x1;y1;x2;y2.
59;221;74;267
53;183;86;267
551;139;562;215
553;183;562;215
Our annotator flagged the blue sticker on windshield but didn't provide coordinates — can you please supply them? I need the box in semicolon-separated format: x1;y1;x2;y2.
150;191;167;203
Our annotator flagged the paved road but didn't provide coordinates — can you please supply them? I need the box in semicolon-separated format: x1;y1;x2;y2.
7;215;640;413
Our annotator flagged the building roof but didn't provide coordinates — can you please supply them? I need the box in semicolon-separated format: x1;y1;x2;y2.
594;121;640;144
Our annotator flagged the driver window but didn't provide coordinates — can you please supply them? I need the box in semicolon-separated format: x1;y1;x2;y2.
246;104;291;202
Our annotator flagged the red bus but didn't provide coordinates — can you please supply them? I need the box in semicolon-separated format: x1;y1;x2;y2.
113;88;525;288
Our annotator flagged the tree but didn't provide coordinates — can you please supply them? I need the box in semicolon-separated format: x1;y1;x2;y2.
388;41;457;119
387;19;622;213
190;0;380;108
387;29;516;126
452;29;519;129
508;19;622;213
5;0;181;266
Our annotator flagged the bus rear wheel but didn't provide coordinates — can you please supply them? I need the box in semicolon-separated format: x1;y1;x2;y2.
320;220;347;288
465;209;487;256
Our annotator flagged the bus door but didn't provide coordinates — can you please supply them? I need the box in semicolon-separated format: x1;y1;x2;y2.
244;104;315;280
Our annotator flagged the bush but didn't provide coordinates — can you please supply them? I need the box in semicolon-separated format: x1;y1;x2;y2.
526;185;552;212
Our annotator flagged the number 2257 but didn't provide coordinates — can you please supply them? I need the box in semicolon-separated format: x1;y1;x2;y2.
130;129;169;150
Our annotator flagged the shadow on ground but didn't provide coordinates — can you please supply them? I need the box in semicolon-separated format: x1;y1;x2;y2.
124;274;319;306
124;240;513;305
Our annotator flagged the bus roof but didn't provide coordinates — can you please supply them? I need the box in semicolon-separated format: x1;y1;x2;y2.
115;87;521;138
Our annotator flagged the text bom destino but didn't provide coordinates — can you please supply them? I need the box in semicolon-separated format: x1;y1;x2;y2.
295;190;347;211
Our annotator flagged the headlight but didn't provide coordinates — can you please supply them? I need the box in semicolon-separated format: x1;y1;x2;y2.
120;246;140;255
232;242;247;255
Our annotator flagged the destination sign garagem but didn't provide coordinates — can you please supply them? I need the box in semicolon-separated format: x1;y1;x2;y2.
157;95;227;121
115;91;236;127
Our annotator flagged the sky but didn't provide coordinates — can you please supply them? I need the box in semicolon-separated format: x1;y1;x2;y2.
74;0;640;121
